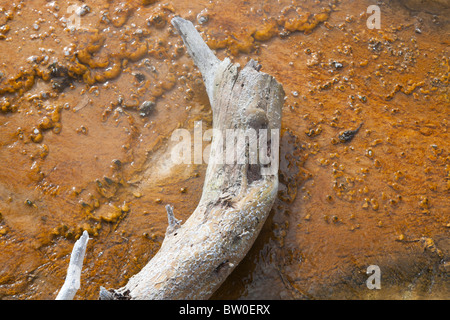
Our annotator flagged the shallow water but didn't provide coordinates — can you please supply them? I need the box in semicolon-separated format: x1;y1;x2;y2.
0;0;448;299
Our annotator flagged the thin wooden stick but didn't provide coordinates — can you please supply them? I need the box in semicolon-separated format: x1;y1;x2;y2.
56;230;89;300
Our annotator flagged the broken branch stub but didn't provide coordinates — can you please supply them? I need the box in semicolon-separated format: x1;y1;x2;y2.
101;17;284;300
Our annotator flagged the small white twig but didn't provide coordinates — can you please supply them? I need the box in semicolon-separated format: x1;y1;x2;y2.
56;230;89;300
165;204;181;234
171;17;224;103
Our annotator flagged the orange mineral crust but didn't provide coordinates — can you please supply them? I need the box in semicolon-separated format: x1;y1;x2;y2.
0;0;448;299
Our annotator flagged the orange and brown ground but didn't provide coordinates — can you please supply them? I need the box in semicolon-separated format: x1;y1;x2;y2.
0;0;448;299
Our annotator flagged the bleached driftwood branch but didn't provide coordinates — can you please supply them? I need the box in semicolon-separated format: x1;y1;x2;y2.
57;16;284;300
99;16;284;300
56;230;89;300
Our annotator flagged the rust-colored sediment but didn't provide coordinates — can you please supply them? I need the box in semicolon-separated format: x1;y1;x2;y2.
0;0;448;299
